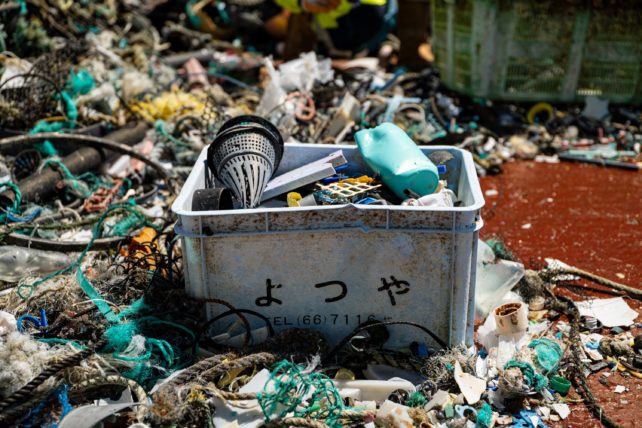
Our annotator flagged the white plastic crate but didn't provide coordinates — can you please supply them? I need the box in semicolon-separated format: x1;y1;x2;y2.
172;143;485;348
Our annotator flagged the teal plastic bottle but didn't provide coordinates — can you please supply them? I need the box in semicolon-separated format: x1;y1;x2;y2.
355;122;439;199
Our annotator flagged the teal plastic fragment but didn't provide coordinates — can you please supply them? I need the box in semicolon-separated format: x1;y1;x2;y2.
476;402;493;428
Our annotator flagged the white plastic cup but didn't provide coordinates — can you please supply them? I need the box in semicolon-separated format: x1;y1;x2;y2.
493;302;528;335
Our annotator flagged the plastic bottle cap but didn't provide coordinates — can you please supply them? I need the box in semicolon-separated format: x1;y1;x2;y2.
437;165;447;174
550;376;571;395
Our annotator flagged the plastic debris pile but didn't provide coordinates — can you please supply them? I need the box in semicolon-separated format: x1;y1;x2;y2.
0;2;640;428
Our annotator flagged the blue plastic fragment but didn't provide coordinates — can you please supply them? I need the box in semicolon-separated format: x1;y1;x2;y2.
16;309;48;333
355;197;379;205
478;347;488;358
512;410;549;428
585;341;600;350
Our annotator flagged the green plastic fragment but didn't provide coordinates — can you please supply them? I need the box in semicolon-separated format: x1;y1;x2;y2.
476;402;493;428
405;391;428;407
444;403;454;418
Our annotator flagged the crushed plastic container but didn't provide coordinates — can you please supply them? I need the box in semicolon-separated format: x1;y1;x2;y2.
172;143;485;348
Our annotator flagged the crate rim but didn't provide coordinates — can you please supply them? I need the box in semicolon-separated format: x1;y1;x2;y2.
172;142;486;218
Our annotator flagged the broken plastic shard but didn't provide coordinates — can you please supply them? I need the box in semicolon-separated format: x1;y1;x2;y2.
582;96;610;121
376;400;414;428
212;369;271;428
551;403;570;420
453;361;486;405
475;240;525;318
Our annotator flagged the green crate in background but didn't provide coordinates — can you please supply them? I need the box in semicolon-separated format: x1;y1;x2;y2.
431;0;642;103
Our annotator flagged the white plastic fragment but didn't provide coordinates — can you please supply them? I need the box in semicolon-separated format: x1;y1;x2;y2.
552;403;571;420
211;369;272;428
453;361;486;405
476;354;488;378
333;379;414;402
401;189;457;208
575;297;639;327
262;150;347;201
376;400;414;428
582;96;610;121
614;385;626;394
537;406;551;419
425;389;451;411
59;403;142;428
0;311;17;336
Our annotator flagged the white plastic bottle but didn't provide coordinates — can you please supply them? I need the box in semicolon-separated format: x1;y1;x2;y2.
0;246;73;282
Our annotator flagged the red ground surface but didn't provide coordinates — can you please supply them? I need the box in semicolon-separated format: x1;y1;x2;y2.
479;161;642;428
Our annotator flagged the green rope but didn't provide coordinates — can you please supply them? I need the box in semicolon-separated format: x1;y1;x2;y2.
18;0;27;15
106;210;152;237
258;360;346;427
15;203;191;389
185;0;202;28
28;69;94;156
0;182;22;214
30;121;63;156
16;205;151;299
68;69;95;97
155;120;190;148
528;338;563;375
104;315;195;388
504;360;548;391
0;24;6;54
41;158;92;198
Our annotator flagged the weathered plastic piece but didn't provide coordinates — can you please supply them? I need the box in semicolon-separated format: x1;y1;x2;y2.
475;240;525;319
172;143;484;348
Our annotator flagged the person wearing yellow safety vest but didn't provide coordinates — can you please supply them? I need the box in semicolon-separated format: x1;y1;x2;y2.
272;0;397;54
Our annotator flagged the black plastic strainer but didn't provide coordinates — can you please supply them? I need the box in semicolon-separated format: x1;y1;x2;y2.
206;115;284;209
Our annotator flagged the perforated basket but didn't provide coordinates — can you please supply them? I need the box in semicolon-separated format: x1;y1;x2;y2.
207;115;284;209
431;0;642;103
